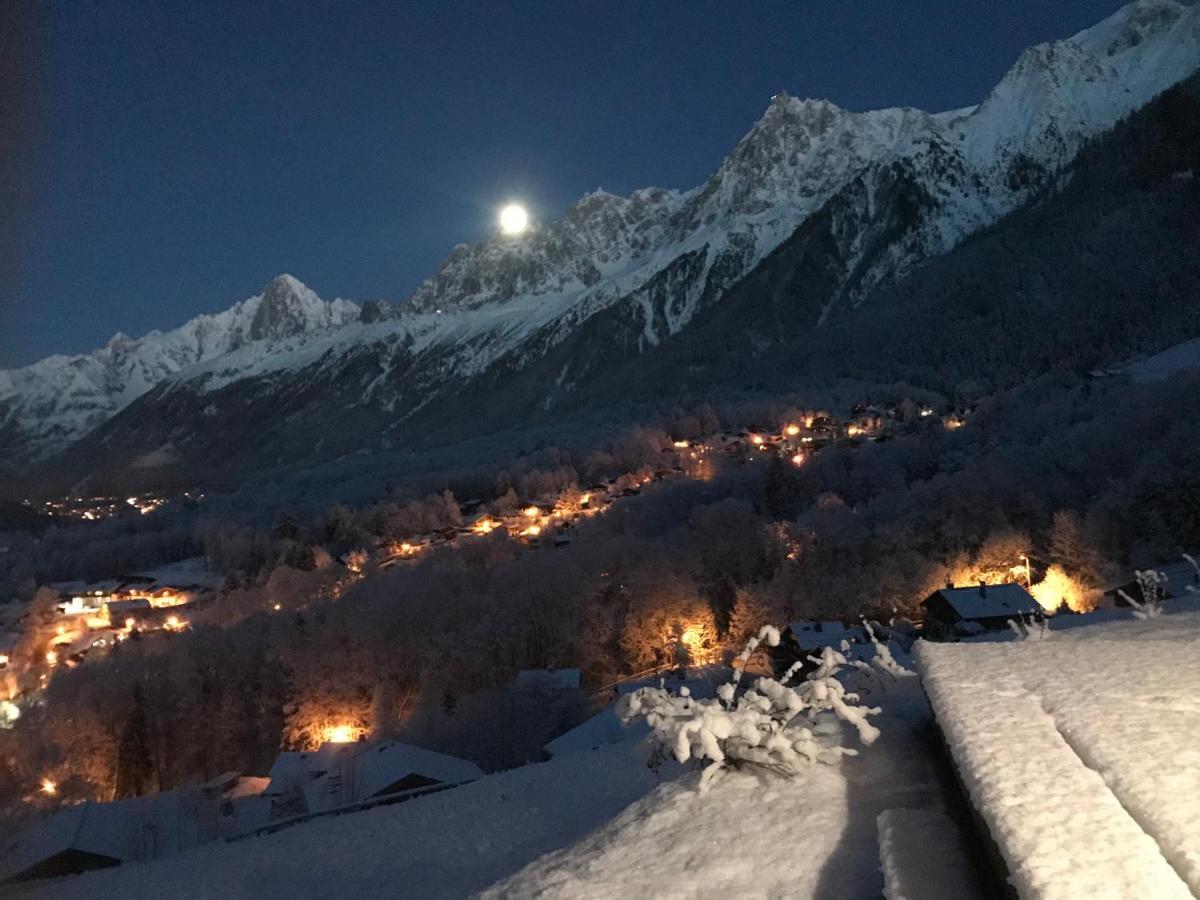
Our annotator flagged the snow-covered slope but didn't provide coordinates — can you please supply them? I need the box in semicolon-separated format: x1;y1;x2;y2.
917;603;1200;898
4;0;1198;476
0;276;358;465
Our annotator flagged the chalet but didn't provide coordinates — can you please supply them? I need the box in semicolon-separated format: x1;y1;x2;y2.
103;597;152;623
1103;559;1200;608
770;621;864;675
0;780;249;884
264;741;482;819
921;583;1042;640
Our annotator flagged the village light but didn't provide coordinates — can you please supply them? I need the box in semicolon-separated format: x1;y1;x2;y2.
45;651;57;667
791;453;805;467
522;506;540;519
785;424;800;436
673;440;689;449
40;778;57;796
272;602;282;611
750;434;764;445
323;723;359;744
124;618;136;630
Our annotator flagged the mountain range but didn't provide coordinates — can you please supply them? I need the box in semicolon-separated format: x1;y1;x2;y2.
3;0;1199;493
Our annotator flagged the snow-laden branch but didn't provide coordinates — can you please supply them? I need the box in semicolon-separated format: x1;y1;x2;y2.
1118;569;1168;620
617;625;881;792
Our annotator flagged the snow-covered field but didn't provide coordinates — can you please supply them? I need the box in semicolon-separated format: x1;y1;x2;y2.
20;604;1197;899
12;742;661;900
485;676;960;899
16;655;966;899
917;602;1200;899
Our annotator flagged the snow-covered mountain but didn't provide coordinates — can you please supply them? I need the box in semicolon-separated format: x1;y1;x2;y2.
0;275;358;465
3;0;1198;480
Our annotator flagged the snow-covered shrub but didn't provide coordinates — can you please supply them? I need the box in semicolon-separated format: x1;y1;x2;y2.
616;625;881;792
862;620;916;678
1118;569;1169;619
1007;613;1051;641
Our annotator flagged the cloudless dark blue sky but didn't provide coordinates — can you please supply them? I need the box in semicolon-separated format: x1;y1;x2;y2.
1;0;1126;367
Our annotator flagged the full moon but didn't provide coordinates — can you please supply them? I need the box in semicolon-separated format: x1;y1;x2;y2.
499;203;529;235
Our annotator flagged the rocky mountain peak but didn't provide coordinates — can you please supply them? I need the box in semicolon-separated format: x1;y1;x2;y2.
248;274;358;342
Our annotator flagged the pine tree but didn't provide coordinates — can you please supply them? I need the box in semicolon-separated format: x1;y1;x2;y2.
1050;511;1101;587
727;587;770;647
115;687;155;798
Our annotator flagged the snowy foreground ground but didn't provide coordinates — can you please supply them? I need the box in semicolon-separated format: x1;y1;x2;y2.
919;603;1200;899
15;673;959;898
15;605;1197;899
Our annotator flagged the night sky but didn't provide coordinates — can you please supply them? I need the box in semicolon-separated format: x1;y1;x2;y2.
1;0;1126;367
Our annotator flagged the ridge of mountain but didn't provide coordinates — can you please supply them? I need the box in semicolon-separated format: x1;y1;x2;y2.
3;0;1198;484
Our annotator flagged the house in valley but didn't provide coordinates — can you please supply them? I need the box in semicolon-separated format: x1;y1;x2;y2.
921;583;1042;640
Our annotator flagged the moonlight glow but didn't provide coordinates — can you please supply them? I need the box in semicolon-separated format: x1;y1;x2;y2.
499;204;529;235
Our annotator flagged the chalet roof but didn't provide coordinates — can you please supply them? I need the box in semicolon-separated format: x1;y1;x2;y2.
925;583;1041;621
263;744;354;796
785;621;861;651
0;789;206;883
199;771;243;796
517;668;581;690
292;741;482;815
1103;559;1200;599
545;707;642;757
0;805;120;883
352;742;482;798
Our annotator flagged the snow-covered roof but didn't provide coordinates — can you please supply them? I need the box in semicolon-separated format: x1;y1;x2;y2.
267;741;482;812
264;744;355;796
1104;559;1200;599
785;621;860;651
925;583;1040;621
0;789;209;883
352;742;483;798
545;706;647;757
224;777;270;802
516;668;581;690
916;608;1200;897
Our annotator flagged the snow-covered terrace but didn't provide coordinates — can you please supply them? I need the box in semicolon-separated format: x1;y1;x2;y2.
916;601;1200;898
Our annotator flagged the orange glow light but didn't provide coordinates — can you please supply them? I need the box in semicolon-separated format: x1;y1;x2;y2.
785;424;800;436
41;778;57;796
323;723;360;744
